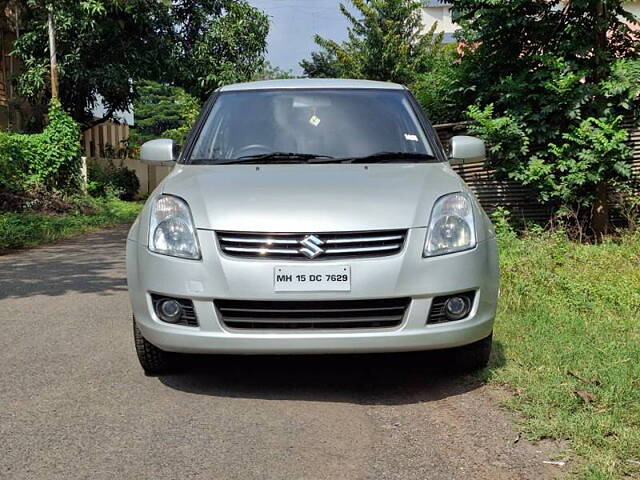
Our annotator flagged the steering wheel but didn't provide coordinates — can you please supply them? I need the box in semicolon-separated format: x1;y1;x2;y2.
234;144;272;158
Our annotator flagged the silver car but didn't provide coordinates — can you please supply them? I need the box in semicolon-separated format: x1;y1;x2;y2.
127;79;499;375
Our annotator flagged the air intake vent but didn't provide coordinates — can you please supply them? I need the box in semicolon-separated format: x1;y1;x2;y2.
215;298;410;330
216;230;407;260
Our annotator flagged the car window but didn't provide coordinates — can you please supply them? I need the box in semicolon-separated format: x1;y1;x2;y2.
188;89;434;162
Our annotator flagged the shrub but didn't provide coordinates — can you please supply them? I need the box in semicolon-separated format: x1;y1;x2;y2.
87;160;140;201
0;99;82;195
465;104;530;170
0;131;31;192
412;44;470;124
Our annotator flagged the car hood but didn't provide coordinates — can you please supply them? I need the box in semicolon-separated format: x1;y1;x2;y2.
161;163;464;232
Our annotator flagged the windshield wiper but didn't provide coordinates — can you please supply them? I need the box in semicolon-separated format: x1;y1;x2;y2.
214;152;335;165
308;151;437;164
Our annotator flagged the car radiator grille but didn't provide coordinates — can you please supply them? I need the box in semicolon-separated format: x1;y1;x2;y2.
216;230;407;260
215;298;410;330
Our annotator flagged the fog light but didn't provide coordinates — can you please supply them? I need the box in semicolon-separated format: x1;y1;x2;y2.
157;299;182;323
444;296;471;320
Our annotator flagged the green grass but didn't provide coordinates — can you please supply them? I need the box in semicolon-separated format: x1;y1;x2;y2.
486;230;640;479
0;197;142;252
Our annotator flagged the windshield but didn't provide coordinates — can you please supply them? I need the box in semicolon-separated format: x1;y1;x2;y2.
187;89;435;163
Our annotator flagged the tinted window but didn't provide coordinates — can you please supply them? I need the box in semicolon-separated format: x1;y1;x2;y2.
188;89;433;162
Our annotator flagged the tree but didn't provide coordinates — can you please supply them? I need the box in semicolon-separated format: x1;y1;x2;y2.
13;0;174;127
169;0;269;100
411;43;470;123
128;81;191;146
453;0;640;237
129;81;201;147
300;0;446;86
299;51;341;79
252;61;295;81
12;0;269;125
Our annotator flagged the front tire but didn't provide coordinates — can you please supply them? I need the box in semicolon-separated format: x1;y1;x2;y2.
447;333;493;372
133;318;172;375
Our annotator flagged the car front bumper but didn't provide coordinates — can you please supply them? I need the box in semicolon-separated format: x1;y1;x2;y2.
126;228;499;354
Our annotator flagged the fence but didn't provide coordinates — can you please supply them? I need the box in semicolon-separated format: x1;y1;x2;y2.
82;119;130;158
434;121;640;224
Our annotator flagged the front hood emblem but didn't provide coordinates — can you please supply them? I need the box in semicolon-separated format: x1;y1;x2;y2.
299;234;324;259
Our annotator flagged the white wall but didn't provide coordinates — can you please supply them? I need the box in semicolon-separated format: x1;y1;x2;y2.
420;4;458;36
624;1;640;20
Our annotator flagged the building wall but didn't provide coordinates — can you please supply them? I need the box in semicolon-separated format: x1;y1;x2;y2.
0;28;29;131
87;156;172;198
420;2;458;40
624;1;640;21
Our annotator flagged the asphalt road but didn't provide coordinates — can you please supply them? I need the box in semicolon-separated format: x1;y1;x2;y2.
0;226;564;480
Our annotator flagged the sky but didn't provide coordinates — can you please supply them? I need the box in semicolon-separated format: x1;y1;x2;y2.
248;0;350;74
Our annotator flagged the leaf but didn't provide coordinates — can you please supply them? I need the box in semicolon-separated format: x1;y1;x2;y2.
574;390;597;404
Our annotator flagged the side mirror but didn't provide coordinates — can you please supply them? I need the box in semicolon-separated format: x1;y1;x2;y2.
140;139;177;165
449;135;486;165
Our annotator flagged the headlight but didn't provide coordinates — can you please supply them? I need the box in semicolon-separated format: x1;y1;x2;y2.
424;192;476;257
148;195;201;259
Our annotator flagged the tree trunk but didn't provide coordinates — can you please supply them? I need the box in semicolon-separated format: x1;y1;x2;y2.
592;180;609;240
47;8;59;99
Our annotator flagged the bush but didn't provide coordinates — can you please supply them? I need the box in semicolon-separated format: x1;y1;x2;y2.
0;131;31;192
0;99;82;195
465;104;530;170
412;44;470;124
87;160;140;201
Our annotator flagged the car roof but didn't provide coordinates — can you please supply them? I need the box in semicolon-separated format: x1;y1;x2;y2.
218;78;406;92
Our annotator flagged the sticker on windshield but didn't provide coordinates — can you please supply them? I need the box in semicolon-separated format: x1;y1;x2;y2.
404;133;419;142
309;115;321;127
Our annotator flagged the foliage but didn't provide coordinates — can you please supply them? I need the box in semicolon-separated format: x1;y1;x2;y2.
12;0;269;125
542;116;631;205
87;160;139;201
0;196;142;252
490;231;640;479
129;81;201;147
0;131;31;192
299;51;341;79
451;0;640;230
411;44;470;123
489;206;514;240
0;99;81;194
465;104;530;168
161;91;201;146
13;0;173;127
169;0;269;100
252;61;295;81
301;0;447;86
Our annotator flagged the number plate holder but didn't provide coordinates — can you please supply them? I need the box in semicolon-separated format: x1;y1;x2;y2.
273;265;351;292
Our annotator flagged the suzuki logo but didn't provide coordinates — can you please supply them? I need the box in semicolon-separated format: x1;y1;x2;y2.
299;234;324;259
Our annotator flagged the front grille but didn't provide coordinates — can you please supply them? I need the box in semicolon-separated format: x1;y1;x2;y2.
215;298;410;330
216;229;407;260
427;291;475;324
151;294;199;327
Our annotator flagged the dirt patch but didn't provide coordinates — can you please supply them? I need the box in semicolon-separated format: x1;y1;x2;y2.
0;189;95;214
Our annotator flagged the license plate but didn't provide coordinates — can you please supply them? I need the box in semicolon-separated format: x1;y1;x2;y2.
274;265;351;292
